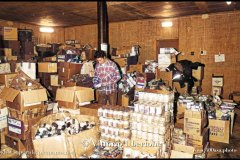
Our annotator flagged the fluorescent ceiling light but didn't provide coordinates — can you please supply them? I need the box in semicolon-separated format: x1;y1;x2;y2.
161;21;173;27
40;27;54;33
226;1;232;5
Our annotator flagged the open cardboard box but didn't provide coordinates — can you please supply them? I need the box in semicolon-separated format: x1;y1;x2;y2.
0;72;17;87
0;87;48;112
31;113;99;158
56;86;94;109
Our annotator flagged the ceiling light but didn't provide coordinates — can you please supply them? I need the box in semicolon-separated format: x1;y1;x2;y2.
40;27;54;33
226;1;232;5
161;21;173;28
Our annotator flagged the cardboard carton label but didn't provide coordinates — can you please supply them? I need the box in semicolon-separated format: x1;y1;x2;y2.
0;107;8;129
7;117;24;134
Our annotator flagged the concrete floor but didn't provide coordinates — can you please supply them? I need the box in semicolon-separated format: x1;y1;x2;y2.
207;108;240;158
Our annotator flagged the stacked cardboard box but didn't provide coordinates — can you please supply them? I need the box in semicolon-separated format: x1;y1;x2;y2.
0;27;20;61
57;62;82;86
56;86;94;109
0;71;48;154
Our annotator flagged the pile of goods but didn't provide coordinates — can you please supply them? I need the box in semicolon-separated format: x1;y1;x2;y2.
34;117;95;139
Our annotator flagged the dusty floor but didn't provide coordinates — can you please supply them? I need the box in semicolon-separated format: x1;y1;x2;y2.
207;108;240;158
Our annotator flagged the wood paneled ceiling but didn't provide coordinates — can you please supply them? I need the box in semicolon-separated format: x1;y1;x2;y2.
0;1;239;27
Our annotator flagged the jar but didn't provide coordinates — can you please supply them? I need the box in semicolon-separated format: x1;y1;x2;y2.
144;105;150;114
108;110;113;119
136;113;142;122
123;121;129;129
123;111;130;121
108;127;113;135
131;112;137;121
134;102;139;113
131;121;137;130
123;130;130;138
141;123;148;132
99;117;104;125
139;103;145;114
98;107;103;117
101;133;106;140
113;110;118;120
163;95;170;103
153;126;159;134
137;123;142;131
99;125;105;133
106;134;111;141
108;119;113;127
117;111;123;120
147;125;153;133
149;105;156;115
113;120;117;128
117;120;123;129
159;135;165;143
141;131;147;140
103;118;108;126
155;105;163;116
115;136;120;142
153;134;159;143
153;116;160;124
162;143;167;152
131;130;137;139
102;108;107;118
159;126;166;135
115;128;119;136
147;115;153;124
142;115;148;123
119;129;124;137
137;130;142;139
147;132;153;141
120;137;125;143
110;135;115;142
104;126;109;134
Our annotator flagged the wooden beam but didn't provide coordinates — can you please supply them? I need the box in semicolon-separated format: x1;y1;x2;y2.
195;2;209;12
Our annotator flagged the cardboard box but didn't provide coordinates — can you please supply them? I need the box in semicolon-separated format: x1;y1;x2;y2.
186;127;209;146
0;63;11;74
79;103;102;117
15;62;36;79
156;69;172;87
0;107;8;130
184;110;207;135
57;62;82;79
0;48;12;56
170;150;193;158
0;72;17;87
0;88;48;112
5;134;26;152
38;62;57;73
43;56;57;62
0;27;18;40
6;56;17;61
209;119;230;144
50;75;59;86
56;86;94;109
127;64;146;73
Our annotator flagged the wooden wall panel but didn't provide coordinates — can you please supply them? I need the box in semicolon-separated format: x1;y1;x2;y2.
64;18;178;63
0;19;64;44
178;11;240;98
64;11;240;98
